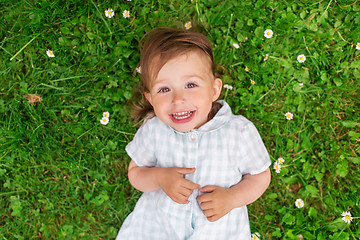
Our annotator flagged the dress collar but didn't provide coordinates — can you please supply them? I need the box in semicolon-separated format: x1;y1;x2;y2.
196;100;232;133
166;100;232;134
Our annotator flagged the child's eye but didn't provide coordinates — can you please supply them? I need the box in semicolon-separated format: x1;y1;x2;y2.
158;87;170;93
186;83;197;89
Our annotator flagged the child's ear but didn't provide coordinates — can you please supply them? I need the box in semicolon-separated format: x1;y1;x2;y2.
144;92;153;106
212;78;223;101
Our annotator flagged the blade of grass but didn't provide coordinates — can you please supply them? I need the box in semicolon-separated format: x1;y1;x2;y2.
77;126;95;139
91;1;112;35
319;0;333;20
195;0;204;23
50;76;84;83
9;36;37;61
105;127;135;136
38;83;64;91
219;13;233;63
336;31;351;45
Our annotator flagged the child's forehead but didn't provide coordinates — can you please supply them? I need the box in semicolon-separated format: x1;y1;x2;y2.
153;50;211;74
163;51;209;66
150;51;212;83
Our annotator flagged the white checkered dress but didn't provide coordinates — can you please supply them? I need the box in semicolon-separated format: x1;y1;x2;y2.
116;101;271;240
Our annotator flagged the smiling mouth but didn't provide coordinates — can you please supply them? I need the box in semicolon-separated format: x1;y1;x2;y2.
170;111;195;120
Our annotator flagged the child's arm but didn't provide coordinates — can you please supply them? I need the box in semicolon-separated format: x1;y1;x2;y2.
197;168;271;222
128;160;200;204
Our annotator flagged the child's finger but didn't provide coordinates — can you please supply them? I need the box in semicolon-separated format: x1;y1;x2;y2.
202;208;216;218
197;192;211;203
199;201;213;211
175;167;196;175
199;185;218;193
171;196;189;205
182;179;200;190
178;186;194;198
207;215;220;222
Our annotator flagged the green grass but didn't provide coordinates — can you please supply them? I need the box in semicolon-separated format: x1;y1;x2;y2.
1;0;359;239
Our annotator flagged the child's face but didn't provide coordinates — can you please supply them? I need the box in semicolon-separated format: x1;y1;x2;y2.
145;51;222;132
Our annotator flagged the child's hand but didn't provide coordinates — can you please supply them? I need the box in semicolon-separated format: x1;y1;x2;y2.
197;186;234;222
158;167;200;205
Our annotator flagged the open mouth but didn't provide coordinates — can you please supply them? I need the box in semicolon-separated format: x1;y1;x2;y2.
170;111;195;122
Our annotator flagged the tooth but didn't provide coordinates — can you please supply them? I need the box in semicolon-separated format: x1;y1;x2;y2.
172;111;193;120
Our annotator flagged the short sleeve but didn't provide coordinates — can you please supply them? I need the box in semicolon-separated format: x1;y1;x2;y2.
239;121;271;175
125;119;157;167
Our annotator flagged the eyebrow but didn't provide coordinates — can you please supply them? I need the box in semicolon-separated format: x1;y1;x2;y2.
183;74;205;80
152;78;166;86
153;74;205;85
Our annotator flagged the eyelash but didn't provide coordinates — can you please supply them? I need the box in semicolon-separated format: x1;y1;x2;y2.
186;83;197;88
158;87;170;93
157;83;197;93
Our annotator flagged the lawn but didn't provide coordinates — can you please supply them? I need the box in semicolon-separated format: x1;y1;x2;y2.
0;0;359;239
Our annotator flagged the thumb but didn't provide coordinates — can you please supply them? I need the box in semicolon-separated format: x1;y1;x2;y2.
175;167;196;175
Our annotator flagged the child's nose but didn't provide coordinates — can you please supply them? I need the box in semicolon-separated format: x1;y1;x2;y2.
172;90;185;104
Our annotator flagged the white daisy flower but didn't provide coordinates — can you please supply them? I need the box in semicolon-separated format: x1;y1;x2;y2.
285;112;293;120
264;29;273;39
273;161;281;173
123;10;130;18
356;42;360;50
184;21;192;30
295;199;305;208
251;232;261;240
250;80;255;85
245;66;250;72
299;82;304;86
277;157;285;164
264;53;269;61
46;50;55;58
105;9;115;18
297;54;306;63
103;112;110;118
223;84;233;90
341;211;353;224
100;117;109;125
233;43;240;49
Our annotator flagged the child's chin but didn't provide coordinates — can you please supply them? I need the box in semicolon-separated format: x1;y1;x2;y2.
172;124;194;133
